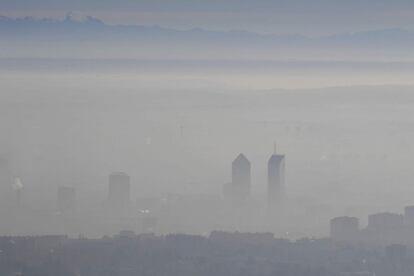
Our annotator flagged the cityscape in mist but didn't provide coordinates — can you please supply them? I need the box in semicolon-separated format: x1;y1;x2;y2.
3;0;414;275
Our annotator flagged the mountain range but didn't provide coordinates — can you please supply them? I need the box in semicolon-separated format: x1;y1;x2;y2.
1;14;414;48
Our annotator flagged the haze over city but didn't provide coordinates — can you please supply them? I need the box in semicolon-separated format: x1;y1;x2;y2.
2;1;414;275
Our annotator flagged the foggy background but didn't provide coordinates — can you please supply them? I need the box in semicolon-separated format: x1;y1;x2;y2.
2;0;414;238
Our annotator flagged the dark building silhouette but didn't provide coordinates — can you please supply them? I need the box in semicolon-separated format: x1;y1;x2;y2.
330;208;414;245
117;230;137;239
330;216;359;241
231;153;251;203
210;231;274;244
386;244;407;265
3;233;405;276
267;151;285;207
108;172;130;209
57;186;76;213
367;212;404;231
404;205;414;224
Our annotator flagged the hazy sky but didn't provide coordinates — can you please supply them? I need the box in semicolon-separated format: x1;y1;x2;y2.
3;0;414;35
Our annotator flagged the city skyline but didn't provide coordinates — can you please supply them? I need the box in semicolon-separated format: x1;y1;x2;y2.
2;1;414;275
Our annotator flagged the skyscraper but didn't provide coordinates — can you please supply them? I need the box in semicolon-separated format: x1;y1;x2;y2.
330;216;359;241
268;151;285;207
108;172;131;209
231;153;251;203
367;212;404;231
404;205;414;224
